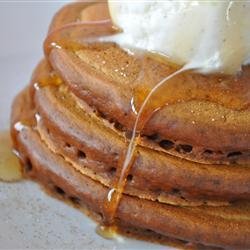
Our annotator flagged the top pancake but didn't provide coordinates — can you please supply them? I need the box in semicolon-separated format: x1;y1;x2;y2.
43;2;250;164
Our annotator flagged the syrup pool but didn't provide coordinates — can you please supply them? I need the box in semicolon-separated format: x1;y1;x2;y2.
0;131;22;182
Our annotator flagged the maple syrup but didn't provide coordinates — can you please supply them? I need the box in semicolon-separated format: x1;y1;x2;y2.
31;60;63;91
101;66;192;229
0;131;22;182
96;225;118;240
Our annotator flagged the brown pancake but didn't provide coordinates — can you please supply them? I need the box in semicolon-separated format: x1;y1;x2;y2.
11;89;250;250
30;60;250;204
43;2;250;165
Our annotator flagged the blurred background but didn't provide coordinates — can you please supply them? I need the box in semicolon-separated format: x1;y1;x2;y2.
0;2;66;130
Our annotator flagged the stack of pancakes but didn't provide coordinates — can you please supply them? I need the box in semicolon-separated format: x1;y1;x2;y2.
11;2;250;249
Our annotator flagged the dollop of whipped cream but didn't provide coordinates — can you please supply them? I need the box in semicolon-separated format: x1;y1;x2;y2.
108;0;250;74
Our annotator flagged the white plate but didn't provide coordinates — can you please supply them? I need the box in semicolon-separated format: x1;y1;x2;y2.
0;2;174;249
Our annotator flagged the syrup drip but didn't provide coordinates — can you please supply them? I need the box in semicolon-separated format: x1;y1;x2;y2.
0;131;22;182
31;60;63;91
96;225;118;240
38;1;250;238
103;147;138;226
101;66;193;232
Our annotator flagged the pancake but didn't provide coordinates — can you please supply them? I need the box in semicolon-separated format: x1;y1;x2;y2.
21;60;250;205
44;4;250;165
10;1;250;249
11;86;250;249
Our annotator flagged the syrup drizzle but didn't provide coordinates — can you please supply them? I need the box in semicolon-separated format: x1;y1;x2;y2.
0;131;22;182
101;65;195;232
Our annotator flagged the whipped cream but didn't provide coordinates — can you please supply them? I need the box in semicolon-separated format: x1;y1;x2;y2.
108;0;250;74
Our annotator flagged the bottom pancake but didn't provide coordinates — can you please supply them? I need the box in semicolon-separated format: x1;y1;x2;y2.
11;89;250;250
